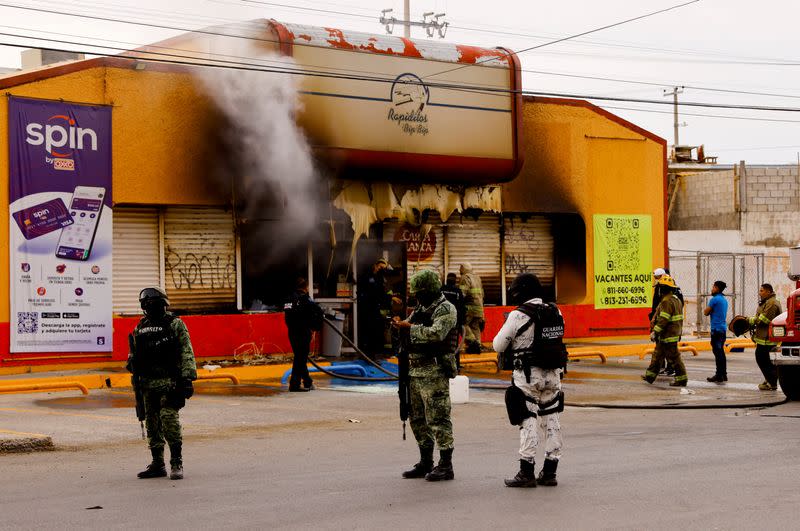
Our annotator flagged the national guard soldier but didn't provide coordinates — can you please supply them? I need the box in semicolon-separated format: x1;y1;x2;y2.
392;269;458;482
128;287;197;480
493;273;567;488
642;275;687;387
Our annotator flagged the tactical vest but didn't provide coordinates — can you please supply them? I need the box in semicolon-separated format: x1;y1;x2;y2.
131;314;180;380
504;302;567;372
408;299;459;359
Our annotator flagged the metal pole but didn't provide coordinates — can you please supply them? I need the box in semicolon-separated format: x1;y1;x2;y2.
673;90;679;147
404;0;411;38
696;252;702;335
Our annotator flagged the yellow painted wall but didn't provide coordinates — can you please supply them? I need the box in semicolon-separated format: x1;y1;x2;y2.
503;98;667;306
0;63;227;322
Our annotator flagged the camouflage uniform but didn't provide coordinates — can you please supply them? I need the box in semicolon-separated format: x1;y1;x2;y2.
644;292;686;385
408;293;458;451
459;263;485;352
405;270;458;452
128;313;197;464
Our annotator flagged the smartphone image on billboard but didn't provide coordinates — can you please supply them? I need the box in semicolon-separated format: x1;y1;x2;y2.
55;186;106;261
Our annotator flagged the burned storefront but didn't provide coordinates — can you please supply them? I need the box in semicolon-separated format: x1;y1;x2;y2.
0;18;666;367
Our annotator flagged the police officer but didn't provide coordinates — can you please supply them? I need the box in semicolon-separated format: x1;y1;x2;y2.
128;287;197;480
393;270;458;482
284;277;323;392
493;273;566;488
642;275;687;387
750;283;782;391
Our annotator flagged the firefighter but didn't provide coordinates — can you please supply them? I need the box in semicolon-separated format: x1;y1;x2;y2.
750;283;782;391
642;275;687;387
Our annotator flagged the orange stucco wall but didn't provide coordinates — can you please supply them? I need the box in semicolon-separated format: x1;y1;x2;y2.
0;63;227;322
503;97;667;307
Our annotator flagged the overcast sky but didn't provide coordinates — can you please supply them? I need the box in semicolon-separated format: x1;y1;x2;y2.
1;0;799;164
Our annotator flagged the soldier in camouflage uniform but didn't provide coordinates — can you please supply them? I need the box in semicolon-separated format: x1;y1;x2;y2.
127;287;197;480
393;269;458;482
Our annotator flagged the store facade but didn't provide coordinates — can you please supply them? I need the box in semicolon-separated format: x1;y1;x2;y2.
0;20;666;367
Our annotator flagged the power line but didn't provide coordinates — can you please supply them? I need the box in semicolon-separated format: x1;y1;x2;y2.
6;30;800;115
424;0;701;79
523;69;800;100
599;104;800;124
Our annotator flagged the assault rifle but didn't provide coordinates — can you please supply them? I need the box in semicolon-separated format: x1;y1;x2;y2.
128;333;146;440
392;323;411;440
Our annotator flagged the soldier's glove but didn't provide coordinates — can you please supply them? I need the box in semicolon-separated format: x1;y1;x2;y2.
181;378;194;399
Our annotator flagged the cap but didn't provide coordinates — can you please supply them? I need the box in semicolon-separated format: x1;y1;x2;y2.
376;257;393;271
653;267;666;278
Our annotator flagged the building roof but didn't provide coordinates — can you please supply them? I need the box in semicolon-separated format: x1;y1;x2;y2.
275;21;510;67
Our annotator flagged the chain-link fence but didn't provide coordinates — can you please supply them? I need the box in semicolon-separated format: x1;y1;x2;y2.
669;251;764;336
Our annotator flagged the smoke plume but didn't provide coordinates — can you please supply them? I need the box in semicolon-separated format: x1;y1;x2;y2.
195;55;321;267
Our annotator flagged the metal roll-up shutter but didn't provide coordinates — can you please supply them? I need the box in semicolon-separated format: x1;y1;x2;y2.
504;215;555;287
163;207;237;312
113;208;160;315
446;214;502;304
384;212;445;279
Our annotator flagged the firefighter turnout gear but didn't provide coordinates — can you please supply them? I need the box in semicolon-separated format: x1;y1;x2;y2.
459;263;485;353
643;291;687;386
749;293;781;347
750;291;782;390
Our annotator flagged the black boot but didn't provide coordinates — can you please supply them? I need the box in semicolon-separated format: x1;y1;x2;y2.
138;448;167;479
425;448;454;481
402;446;434;479
537;458;558;486
169;443;183;480
504;459;536;488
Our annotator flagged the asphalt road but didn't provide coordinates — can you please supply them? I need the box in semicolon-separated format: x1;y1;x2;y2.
1;380;799;530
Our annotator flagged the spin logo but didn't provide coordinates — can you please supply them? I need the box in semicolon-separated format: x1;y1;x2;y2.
25;114;99;171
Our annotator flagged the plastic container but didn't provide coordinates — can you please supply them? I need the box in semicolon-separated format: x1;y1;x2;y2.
320;312;345;357
449;375;469;404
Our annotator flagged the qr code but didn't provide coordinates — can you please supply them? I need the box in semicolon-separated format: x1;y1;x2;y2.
604;218;641;271
17;312;39;334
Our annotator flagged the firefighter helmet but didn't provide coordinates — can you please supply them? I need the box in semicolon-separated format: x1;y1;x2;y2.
656;275;677;289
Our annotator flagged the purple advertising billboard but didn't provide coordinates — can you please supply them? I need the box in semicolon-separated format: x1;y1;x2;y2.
8;96;112;353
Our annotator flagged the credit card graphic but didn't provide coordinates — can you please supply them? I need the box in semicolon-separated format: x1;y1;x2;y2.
12;198;74;240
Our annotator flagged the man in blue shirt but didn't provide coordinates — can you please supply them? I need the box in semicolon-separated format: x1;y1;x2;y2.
704;280;729;383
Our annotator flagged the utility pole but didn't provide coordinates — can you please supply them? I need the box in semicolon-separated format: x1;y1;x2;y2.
379;3;448;38
404;0;410;38
663;86;684;147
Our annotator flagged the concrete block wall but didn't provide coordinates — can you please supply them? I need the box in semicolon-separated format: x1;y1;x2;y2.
743;166;800;213
742;165;800;246
670;170;737;230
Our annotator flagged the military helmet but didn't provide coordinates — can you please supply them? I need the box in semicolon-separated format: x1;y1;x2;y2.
508;273;542;304
139;286;169;305
409;269;441;295
656;275;677;289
